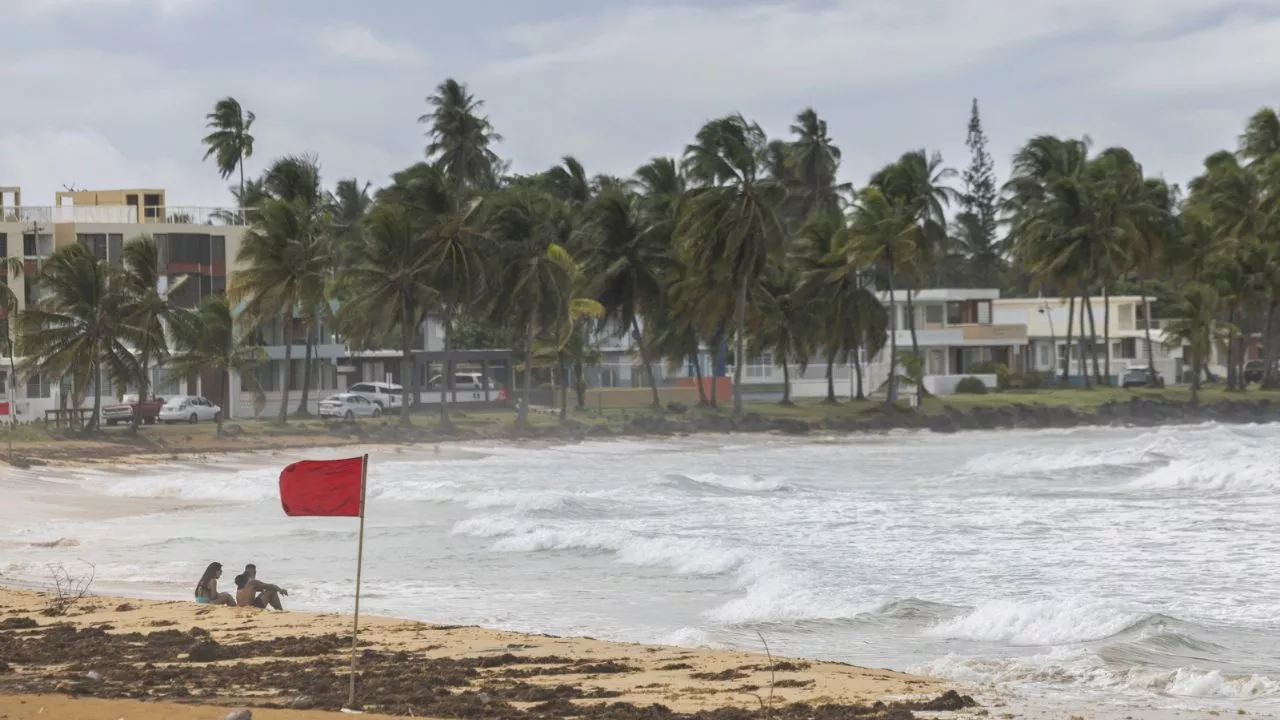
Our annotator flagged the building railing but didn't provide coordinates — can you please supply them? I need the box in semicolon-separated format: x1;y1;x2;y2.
1;206;248;227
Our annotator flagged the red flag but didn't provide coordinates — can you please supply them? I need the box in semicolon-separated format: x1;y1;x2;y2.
279;457;365;517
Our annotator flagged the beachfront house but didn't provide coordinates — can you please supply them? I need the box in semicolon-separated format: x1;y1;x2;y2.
860;288;1030;396
991;295;1225;385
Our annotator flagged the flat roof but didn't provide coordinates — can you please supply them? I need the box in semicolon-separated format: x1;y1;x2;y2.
876;288;1002;303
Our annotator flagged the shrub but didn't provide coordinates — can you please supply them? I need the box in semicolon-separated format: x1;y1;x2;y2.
954;377;988;395
969;361;1011;390
1016;371;1047;390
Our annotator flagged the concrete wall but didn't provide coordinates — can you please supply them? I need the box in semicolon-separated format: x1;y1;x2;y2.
585;387;700;408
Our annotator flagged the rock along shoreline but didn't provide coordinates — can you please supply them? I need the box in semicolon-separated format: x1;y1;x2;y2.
329;396;1280;444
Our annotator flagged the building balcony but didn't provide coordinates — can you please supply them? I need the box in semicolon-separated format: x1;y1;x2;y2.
1;205;248;226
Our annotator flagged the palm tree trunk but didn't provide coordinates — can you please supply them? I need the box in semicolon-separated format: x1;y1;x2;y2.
1226;306;1238;390
692;352;708;406
1191;341;1203;408
1077;291;1091;389
558;355;568;422
1084;293;1102;385
132;344;149;432
573;358;587;410
779;352;792;406
733;278;747;416
518;317;533;428
90;359;102;432
1102;285;1112;385
709;333;720;408
1063;295;1076;386
399;297;413;427
885;250;899;407
1263;300;1278;388
296;321;314;416
854;351;865;400
1141;282;1158;382
905;286;922;405
633;317;661;409
238;160;246;223
440;312;453;428
824;348;837;404
278;319;294;424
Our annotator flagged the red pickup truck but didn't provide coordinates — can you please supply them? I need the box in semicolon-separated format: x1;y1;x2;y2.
102;395;166;426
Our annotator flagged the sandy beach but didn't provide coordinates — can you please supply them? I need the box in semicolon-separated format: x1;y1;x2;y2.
0;587;972;719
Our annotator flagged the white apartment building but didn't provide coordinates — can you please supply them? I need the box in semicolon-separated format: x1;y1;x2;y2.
1;185;348;422
992;295;1220;385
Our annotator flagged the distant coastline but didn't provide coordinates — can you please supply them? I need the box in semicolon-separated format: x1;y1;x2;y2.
5;390;1280;467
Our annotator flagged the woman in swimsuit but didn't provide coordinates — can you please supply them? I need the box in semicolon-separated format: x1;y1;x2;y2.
194;562;236;606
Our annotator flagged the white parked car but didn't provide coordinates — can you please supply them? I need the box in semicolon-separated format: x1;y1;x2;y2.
157;396;221;424
347;381;403;409
319;393;382;422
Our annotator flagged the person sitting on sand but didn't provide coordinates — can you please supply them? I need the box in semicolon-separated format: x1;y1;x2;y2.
234;563;287;611
194;562;236;606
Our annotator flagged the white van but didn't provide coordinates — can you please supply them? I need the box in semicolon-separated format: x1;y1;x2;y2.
346;381;403;409
427;373;507;404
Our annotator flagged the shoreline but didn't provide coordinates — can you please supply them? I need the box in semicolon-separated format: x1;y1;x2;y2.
4;393;1280;467
0;587;976;719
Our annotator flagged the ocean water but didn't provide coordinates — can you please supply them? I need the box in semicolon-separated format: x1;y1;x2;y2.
3;425;1280;717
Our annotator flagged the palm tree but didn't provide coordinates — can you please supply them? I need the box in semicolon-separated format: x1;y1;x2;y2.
20;244;138;432
419;78;506;189
787;108;848;220
1163;283;1232;407
582;186;671;408
259;154;330;413
869;150;959;403
336;203;435;426
201;97;256;206
487;187;576;427
118;236;188;431
845;187;916;406
795;212;888;403
542;246;606;420
168;295;267;435
680;114;787;416
415;171;488;428
232;198;329;424
749;266;813;405
1005;135;1096;387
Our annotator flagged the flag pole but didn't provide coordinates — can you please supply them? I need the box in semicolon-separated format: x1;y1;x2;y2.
346;454;369;710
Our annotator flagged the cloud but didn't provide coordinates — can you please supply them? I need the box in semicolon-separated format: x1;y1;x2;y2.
479;0;1280;188
2;0;1279;211
12;0;207;17
309;25;426;65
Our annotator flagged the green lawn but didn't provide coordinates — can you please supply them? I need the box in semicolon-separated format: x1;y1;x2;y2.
5;385;1278;451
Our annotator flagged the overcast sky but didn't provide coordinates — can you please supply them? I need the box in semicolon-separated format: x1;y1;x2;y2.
2;0;1278;209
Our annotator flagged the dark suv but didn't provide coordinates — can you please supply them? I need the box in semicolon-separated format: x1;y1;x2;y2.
1121;367;1163;388
1243;360;1274;385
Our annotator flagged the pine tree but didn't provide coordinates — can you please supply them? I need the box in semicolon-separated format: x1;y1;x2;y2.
955;99;1003;288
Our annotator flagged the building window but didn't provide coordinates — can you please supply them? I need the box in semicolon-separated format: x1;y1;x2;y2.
23;233;52;258
1038;344;1050;367
1113;338;1137;360
977;301;991;325
78;233;108;261
108;234;123;267
25;374;50;399
253;362;279;392
925;304;944;325
0;233;6;257
946;302;963;325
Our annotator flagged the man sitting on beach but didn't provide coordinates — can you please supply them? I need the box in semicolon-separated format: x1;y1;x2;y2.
234;564;288;611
